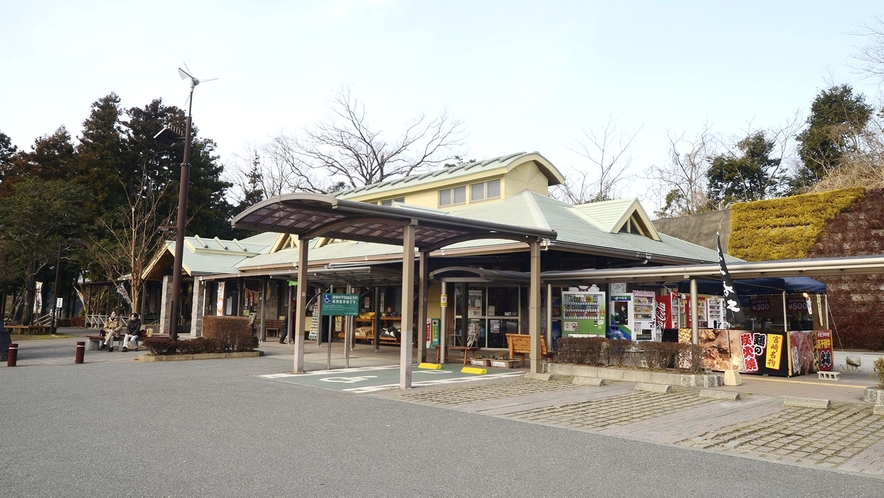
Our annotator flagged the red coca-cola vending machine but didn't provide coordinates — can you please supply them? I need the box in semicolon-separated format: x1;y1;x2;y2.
656;292;682;341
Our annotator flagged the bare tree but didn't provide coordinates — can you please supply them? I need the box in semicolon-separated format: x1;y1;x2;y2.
851;15;884;84
553;117;641;204
646;124;718;217
86;174;172;313
266;86;466;193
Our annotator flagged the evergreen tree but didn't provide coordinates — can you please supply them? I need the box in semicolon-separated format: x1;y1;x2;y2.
707;132;782;206
794;85;873;189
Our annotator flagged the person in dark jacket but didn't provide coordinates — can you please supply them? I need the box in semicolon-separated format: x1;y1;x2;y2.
122;312;142;352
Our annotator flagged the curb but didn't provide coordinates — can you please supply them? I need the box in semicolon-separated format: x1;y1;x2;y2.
700;389;741;401
783;396;831;409
136;351;264;362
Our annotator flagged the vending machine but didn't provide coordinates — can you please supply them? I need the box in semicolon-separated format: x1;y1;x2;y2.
656;292;682;330
609;293;633;340
706;297;725;329
561;289;607;337
632;290;656;341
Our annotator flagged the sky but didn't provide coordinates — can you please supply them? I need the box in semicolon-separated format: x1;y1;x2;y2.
3;0;884;212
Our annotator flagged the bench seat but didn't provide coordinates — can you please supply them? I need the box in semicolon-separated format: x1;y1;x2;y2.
506;333;555;366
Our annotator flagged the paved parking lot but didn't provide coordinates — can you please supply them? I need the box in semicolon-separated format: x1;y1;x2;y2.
6;328;884;479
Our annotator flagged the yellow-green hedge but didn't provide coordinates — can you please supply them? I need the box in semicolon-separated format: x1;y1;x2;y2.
729;187;865;261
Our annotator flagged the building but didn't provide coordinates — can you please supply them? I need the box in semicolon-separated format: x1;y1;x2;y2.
146;152;726;352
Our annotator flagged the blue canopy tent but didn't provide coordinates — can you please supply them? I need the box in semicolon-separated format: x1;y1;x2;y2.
673;276;826;296
668;275;826;331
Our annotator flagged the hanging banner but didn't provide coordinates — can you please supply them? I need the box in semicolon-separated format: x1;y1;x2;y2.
116;282;132;307
216;282;225;316
717;232;746;327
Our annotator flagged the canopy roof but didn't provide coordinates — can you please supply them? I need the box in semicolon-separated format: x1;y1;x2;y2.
672;276;827;295
232;193;557;252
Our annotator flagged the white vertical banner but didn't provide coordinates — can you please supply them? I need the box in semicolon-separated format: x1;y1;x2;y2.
34;281;43;313
216;282;225;316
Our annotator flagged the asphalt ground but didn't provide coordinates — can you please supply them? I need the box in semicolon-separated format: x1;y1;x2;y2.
4;327;884;493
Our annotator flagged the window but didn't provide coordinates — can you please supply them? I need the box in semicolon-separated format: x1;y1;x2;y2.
439;186;466;207
379;197;404;206
469;179;501;202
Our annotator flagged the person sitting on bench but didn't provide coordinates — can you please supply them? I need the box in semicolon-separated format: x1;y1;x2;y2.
121;312;141;352
100;311;123;351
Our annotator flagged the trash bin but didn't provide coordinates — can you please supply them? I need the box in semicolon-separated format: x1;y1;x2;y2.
0;322;10;362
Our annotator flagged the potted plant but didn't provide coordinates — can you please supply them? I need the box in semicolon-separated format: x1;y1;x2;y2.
470;355;491;367
864;357;884;404
489;355;518;369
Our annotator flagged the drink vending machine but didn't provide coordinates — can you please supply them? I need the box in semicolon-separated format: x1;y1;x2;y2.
561;289;607;337
609;290;657;341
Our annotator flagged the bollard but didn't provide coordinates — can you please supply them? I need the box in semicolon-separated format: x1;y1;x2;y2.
75;341;85;364
7;343;18;367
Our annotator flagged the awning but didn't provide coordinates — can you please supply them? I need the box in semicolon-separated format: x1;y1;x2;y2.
232;193;557;251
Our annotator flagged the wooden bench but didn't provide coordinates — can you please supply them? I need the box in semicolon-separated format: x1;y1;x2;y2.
506;333;555;366
264;319;283;338
85;330;157;351
6;324;51;335
435;345;479;365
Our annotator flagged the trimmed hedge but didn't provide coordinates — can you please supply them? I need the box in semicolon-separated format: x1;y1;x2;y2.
729;187;864;261
557;337;704;374
143;316;257;355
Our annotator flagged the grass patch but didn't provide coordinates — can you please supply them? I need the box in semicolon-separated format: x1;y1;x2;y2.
9;333;78;341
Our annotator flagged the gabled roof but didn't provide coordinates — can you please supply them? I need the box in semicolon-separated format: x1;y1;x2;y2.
234;191;722;273
448;191;712;263
338;152;565;200
142;233;278;280
572;198;660;240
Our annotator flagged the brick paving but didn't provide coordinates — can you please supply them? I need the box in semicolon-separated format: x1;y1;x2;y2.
380;375;884;479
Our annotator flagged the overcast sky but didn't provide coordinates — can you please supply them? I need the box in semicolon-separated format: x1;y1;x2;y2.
3;0;883;210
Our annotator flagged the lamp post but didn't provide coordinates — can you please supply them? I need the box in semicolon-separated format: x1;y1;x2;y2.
153;68;203;341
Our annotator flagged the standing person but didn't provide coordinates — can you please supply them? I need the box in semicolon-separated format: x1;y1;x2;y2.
279;313;289;344
122;312;142;352
100;311;123;351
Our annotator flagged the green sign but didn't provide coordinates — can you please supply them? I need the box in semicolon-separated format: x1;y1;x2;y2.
320;293;359;316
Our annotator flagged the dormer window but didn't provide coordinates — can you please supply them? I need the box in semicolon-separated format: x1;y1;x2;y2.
470;179;501;202
379;197;405;206
439;186;466;207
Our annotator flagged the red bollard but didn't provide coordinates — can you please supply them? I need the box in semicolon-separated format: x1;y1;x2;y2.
75;341;85;364
7;343;18;367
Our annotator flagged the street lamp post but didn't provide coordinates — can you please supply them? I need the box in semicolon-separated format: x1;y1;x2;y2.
154;67;210;341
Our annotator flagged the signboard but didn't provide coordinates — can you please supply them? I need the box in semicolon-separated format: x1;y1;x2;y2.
428;318;440;347
320;293;359;316
815;330;834;371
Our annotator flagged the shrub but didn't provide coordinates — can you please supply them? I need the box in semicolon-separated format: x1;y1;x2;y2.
202;316;254;352
556;338;705;374
675;343;705;374
143;337;176;355
557;337;606;365
641;342;679;370
874;357;884;390
606;340;632;367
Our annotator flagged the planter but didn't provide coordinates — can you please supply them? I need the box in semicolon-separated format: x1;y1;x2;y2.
489;359;518;369
864;387;884;404
548;363;722;387
470;358;491;367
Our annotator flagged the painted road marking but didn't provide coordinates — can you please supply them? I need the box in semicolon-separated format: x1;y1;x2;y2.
260;366;523;393
344;371;524;394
